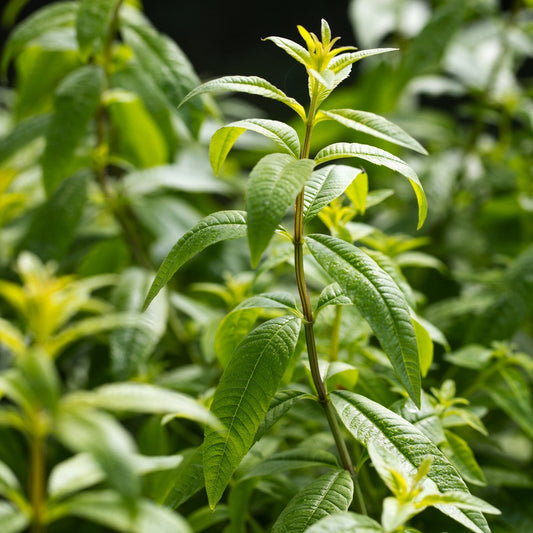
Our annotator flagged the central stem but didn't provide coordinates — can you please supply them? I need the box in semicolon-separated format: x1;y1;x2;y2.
293;81;359;489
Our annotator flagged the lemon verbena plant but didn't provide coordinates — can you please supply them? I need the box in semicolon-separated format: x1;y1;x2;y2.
144;20;499;533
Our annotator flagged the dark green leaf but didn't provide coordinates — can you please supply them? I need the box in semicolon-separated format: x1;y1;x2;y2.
0;114;51;165
76;0;118;60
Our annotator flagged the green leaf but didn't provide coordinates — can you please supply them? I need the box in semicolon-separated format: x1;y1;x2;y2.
328;48;397;72
412;316;433;378
307;234;420;405
0;318;25;356
76;0;118;60
319;109;427;155
48;452;182;500
0;113;51;165
0;458;22;498
243;448;339;479
331;391;492;533
210;119;301;174
188;505;229;533
41;64;105;195
303;165;364;223
0;501;29;533
305;512;385;533
441;430;486;486
314;143;427;229
58;490;192;533
179;75;306;120
264;36;311;67
204;315;301;508
143;210;247;309
1;1;78;75
315;283;352;314
18;170;89;262
271;471;353;533
71;382;221;431
247;154;315;267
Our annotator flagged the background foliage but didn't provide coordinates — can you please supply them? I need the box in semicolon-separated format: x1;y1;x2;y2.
0;0;532;532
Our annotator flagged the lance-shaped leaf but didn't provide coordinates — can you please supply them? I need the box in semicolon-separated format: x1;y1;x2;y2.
307;234;420;405
328;48;397;73
247;154;315;267
143;210;247;308
76;0;118;60
210;119;301;174
271;471;353;533
315;283;352;314
204;315;301;508
179;75;306;120
305;512;385;533
318;109;427;155
303;165;364;223
331;391;492;533
0;114;51;165
264;36;311;67
41;65;105;195
314;143;427;229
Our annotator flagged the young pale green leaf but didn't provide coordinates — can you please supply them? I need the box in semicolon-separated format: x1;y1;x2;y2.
264;36;311;67
412;316;433;378
441;430;486;486
319;109;428;155
143;210;247;309
247;154;315;267
41;65;105;195
0;318;25;356
331;391;492;533
48;452;183;500
0;113;51;165
303;165;364;223
204;315;301;508
314;143;427;229
76;0;117;60
0;501;29;533
307;234;421;406
305;512;385;533
345;170;368;215
179;75;306;120
70;382;221;431
210;118;301;174
57;490;192;533
255;389;306;442
0;459;22;498
328;48;397;73
271;471;353;533
19;170;89;262
242;448;339;479
1;2;78;75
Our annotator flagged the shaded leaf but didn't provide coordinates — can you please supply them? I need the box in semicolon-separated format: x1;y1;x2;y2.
441;430;486;486
76;0;117;60
305;511;385;533
315;283;352;314
0;114;51;165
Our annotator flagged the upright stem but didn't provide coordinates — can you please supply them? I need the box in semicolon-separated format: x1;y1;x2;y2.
294;82;360;497
29;430;45;533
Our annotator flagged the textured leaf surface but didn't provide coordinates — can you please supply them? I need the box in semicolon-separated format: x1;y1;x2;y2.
315;283;352;313
328;48;397;72
319;109;427;154
303;165;364;222
314;142;427;228
331;391;491;533
204;315;301;508
76;0;117;59
305;512;385;533
307;234;420;405
271;471;353;533
180;75;306;119
41;65;105;195
247;154;315;267
144;210;247;308
210;119;301;174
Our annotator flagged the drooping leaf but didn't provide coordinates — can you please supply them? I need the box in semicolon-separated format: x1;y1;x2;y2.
210;119;301;175
331;391;492;533
179;75;306;120
247;154;315;267
243;448;339;479
303;165;364;223
76;0;118;60
263;36;311;67
319;109;427;154
41;65;105;195
314;142;427;228
18;170;89;262
307;234;420;405
143;210;247;309
204;315;301;508
441;430;486;486
305;512;385;533
0;114;51;165
57;490;192;533
271;471;353;533
1;1;78;75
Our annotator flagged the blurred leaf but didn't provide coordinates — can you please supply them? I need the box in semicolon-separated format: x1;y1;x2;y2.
306;511;385;532
441;430;486;486
0;114;50;165
271;471;353;533
76;0;118;60
0;501;29;533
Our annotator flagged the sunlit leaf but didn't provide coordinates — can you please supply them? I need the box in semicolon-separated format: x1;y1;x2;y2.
328;48;397;72
0;501;29;533
305;511;385;533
